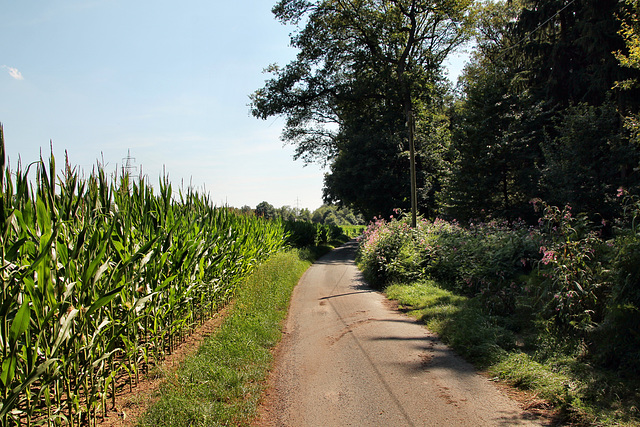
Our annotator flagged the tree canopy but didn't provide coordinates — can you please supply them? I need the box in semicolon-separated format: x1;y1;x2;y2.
441;0;640;223
251;0;476;222
252;0;640;224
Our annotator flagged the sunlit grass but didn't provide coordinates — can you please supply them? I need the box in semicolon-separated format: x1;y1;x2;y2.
384;279;640;426
387;280;509;366
138;250;311;427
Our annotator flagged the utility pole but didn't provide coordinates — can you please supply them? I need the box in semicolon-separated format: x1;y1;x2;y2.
408;110;417;228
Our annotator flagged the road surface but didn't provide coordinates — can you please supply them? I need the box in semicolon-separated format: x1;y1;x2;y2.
256;241;545;426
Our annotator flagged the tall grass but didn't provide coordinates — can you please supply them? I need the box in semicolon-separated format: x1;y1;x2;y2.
0;124;287;426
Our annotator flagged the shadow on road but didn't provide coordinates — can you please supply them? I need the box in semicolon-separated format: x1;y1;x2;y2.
319;290;374;300
313;240;359;265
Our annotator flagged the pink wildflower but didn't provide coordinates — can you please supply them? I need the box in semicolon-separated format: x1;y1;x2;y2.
541;249;556;265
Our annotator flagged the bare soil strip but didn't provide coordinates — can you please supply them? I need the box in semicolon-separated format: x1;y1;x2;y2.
97;305;231;427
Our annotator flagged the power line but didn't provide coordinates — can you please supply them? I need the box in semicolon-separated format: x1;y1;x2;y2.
498;0;577;58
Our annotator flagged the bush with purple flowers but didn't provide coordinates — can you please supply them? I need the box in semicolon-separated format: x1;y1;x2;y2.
357;200;640;374
357;211;541;317
530;201;614;331
357;199;640;424
357;211;425;287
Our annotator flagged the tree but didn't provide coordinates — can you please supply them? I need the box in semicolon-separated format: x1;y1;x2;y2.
540;101;638;219
324;92;452;219
299;207;313;222
513;0;640;217
616;0;640;141
442;0;546;221
514;0;638;109
255;201;276;219
240;205;254;216
310;204;364;224
278;205;298;221
322;97;410;218
251;0;476;225
444;0;640;222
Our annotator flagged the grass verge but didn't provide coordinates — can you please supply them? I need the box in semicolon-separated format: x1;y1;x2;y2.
385;280;640;426
137;250;311;427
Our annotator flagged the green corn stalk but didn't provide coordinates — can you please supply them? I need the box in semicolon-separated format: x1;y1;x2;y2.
0;124;287;425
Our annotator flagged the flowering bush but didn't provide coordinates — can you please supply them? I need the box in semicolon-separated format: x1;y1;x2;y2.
357;212;424;286
531;202;613;331
357;211;540;316
357;200;640;373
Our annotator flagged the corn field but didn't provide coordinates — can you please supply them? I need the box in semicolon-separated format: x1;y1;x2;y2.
0;124;287;426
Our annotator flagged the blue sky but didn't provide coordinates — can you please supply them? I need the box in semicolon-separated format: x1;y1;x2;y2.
1;1;466;211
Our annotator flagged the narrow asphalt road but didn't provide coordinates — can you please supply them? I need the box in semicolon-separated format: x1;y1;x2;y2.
256;241;545;426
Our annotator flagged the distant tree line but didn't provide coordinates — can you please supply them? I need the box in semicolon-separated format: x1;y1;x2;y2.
251;0;640;224
240;202;365;225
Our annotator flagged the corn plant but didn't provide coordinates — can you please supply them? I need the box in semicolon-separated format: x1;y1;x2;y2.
0;123;287;426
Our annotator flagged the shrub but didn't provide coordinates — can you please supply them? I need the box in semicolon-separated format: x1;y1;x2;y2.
283;221;348;248
358;212;540;316
356;213;419;287
359;203;640;424
284;220;317;247
357;203;640;370
530;202;613;331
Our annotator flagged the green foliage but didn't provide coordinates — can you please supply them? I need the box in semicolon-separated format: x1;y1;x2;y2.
356;212;422;287
324;101;454;220
284;220;318;247
254;0;640;226
358;204;640;423
540;101;638;220
443;0;640;223
310;204;364;226
617;0;640;148
590;193;640;372
357;211;540;317
284;220;348;247
255;201;276;219
340;225;365;238
252;0;476;219
531;202;613;331
322;101;412;219
614;232;640;308
510;0;635;108
0;129;287;426
443;0;545;222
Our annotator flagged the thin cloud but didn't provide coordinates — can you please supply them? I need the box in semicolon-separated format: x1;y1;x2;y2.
2;65;24;80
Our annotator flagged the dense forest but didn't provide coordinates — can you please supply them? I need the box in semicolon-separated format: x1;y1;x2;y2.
252;0;640;225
